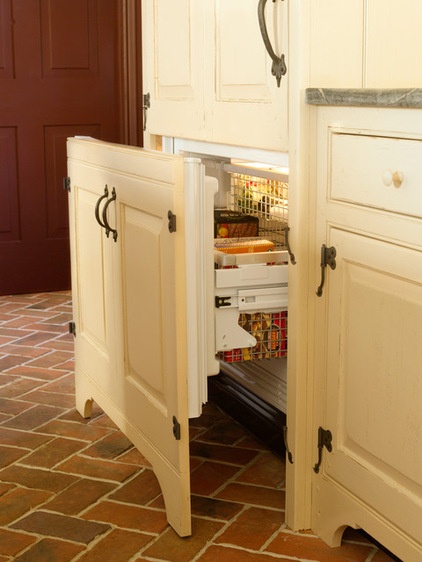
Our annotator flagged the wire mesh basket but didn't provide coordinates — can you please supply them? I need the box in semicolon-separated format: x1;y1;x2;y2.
226;169;289;249
219;310;287;362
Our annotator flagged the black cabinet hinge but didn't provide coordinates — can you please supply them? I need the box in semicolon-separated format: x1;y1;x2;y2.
172;416;181;440
63;177;71;192
68;321;76;337
143;92;151;131
313;426;332;473
168;211;176;233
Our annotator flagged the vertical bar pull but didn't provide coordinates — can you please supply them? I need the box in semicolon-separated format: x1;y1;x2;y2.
313;427;332;473
95;186;109;229
102;187;118;242
257;0;287;87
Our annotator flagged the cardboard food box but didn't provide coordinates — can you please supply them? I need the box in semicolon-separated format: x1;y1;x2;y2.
214;237;274;254
214;210;259;238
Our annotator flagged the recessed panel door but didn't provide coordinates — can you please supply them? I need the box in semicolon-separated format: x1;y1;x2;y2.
0;0;123;294
142;0;205;142
68;138;193;537
313;227;422;561
67;153;117;419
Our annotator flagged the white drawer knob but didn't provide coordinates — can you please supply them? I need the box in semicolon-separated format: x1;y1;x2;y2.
382;170;404;188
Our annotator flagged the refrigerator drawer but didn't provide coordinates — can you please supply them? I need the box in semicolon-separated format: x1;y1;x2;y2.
215;262;288;289
215;282;288;353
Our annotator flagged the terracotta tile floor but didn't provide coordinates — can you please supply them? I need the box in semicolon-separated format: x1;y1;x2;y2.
0;291;402;562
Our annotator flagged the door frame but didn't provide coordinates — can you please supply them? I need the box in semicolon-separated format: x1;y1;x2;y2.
120;0;143;147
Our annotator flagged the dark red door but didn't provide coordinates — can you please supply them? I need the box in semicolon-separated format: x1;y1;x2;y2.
0;0;124;295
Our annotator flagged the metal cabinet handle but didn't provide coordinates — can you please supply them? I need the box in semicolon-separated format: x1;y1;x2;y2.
95;186;109;228
316;244;336;297
102;187;118;242
257;0;287;87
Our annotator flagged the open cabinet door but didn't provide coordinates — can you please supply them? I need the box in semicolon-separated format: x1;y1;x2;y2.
67;138;194;536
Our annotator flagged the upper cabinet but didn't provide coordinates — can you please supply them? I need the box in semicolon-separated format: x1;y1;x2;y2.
142;0;289;152
309;0;422;88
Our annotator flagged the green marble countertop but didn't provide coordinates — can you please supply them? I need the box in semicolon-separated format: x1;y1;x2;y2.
305;88;422;108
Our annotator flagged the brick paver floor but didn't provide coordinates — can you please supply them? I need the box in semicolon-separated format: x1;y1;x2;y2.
0;292;401;561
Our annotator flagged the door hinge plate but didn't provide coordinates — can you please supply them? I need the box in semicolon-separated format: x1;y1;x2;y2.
63;177;71;192
172;416;181;440
143;92;151;131
68;321;76;337
168;210;176;233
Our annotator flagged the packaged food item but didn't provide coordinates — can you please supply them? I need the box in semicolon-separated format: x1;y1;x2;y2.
214;210;259;238
214;237;274;254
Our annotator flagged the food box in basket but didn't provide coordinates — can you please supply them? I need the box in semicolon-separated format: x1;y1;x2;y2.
214;210;259;238
214;237;274;254
221;311;287;362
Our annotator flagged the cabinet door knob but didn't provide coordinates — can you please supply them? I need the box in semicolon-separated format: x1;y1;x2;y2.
382;170;404;188
392;171;404;188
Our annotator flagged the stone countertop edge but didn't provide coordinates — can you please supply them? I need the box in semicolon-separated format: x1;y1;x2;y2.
305;88;422;108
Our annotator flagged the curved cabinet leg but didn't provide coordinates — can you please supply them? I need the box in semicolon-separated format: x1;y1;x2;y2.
75;373;94;419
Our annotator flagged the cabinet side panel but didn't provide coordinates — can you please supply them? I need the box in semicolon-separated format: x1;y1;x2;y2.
366;0;422;87
309;0;364;88
155;0;192;95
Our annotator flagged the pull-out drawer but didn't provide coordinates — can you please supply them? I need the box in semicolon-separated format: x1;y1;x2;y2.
329;131;422;218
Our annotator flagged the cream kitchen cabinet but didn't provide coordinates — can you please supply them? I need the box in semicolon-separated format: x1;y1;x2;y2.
309;0;422;88
142;0;288;151
309;105;422;561
67;138;199;537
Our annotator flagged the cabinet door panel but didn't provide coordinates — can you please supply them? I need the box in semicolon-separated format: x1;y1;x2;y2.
113;172;191;536
210;0;288;150
142;0;205;140
309;0;364;88
142;0;288;151
67;166;116;417
366;0;422;87
313;227;422;560
123;207;166;394
68;139;192;537
309;0;422;88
